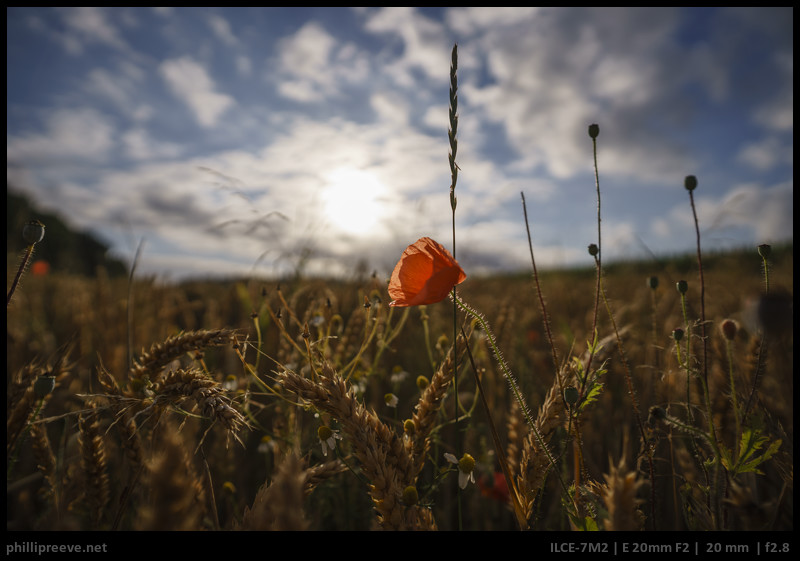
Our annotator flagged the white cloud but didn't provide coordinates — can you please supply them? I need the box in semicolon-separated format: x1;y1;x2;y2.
649;181;793;247
207;14;239;48
446;7;541;35
121;128;183;161
84;63;154;123
363;7;451;86
58;7;129;54
7;108;115;163
159;57;235;128
273;22;370;103
737;136;793;171
275;22;338;102
370;92;410;126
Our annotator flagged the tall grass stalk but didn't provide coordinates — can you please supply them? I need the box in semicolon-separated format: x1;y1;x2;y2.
446;42;464;529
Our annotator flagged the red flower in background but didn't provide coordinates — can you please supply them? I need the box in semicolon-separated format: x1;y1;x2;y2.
388;237;466;307
478;471;510;503
31;260;50;276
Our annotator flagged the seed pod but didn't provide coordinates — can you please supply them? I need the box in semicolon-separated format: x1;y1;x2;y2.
720;319;738;341
23;220;46;245
564;386;579;406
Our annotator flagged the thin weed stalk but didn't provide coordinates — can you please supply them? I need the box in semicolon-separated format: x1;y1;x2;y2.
743;245;771;419
7;220;45;307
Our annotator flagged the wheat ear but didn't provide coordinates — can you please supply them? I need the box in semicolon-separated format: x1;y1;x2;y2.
152;367;248;438
78;401;110;528
127;329;236;385
239;454;309;530
134;423;206;531
602;457;645;531
277;362;435;530
406;328;470;475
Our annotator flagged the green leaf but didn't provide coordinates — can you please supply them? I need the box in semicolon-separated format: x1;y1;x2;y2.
579;381;604;411
732;426;782;476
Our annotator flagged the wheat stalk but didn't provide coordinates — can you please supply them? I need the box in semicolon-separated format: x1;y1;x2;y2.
78;401;110;527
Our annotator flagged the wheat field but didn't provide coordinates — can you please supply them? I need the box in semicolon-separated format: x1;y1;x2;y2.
6;241;793;533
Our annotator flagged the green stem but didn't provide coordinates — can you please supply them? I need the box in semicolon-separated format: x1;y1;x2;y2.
725;340;741;459
7;244;35;307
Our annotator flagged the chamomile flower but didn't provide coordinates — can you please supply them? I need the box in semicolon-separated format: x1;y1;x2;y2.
317;425;341;457
384;393;399;408
445;452;476;489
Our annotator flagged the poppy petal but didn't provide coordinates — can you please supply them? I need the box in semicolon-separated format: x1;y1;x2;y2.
388;237;466;307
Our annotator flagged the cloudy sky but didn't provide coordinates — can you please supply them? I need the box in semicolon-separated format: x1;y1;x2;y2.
7;7;793;281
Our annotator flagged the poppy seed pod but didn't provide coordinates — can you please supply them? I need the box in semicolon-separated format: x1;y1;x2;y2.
564;386;579;406
588;123;599;139
720;319;738;341
388;237;466;307
684;175;698;191
34;375;56;399
23;220;46;245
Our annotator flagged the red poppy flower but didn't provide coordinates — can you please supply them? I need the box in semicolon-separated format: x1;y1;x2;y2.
478;471;510;503
388;237;466;307
31;260;50;276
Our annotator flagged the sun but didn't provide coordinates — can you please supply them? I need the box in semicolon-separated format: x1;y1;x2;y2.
320;167;389;236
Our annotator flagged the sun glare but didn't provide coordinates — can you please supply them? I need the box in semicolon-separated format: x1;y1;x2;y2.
321;167;388;236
